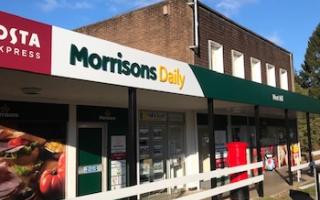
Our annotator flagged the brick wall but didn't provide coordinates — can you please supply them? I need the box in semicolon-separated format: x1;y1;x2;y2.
76;0;194;64
195;5;293;91
76;0;294;91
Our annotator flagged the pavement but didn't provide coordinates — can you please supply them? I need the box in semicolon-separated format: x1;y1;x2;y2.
251;166;315;199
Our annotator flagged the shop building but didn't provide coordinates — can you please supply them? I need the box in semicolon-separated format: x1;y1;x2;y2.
76;0;298;194
0;2;319;199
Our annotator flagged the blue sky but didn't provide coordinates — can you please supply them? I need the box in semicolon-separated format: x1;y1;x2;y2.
0;0;319;72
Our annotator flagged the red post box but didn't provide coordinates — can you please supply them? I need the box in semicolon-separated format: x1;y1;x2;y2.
227;142;249;200
227;142;248;182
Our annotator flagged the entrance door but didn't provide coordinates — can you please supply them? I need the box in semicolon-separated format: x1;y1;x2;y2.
77;124;107;196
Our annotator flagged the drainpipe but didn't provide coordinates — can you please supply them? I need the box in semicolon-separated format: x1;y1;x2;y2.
188;0;199;54
289;53;295;92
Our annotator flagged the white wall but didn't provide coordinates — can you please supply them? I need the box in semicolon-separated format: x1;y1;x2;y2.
185;111;200;189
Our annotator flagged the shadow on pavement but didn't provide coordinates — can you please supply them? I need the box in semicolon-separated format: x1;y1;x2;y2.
274;169;290;184
289;189;313;200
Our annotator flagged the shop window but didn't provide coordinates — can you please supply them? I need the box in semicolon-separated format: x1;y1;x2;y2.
250;57;261;83
139;111;185;187
208;40;224;73
266;63;276;87
231;50;245;79
280;68;289;90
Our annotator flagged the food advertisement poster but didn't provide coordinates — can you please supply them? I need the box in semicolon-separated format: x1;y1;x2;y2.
277;143;301;168
277;144;288;168
0;125;65;200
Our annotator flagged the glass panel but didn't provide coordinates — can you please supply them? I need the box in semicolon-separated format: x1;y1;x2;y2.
168;124;185;193
139;122;167;183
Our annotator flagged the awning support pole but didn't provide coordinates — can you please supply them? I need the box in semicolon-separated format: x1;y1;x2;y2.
207;98;217;200
306;112;313;172
254;105;264;197
285;109;293;185
128;87;137;200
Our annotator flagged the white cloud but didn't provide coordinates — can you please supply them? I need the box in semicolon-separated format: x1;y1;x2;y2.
40;0;59;12
74;2;93;9
106;0;162;16
39;0;93;12
266;31;283;46
202;0;258;17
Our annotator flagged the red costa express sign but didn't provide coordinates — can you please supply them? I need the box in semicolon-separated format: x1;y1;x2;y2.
0;11;51;75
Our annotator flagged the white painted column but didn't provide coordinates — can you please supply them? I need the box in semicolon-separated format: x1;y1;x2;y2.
66;104;77;198
185;111;200;189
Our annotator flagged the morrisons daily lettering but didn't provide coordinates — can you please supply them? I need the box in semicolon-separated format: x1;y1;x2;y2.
70;44;186;90
70;44;157;80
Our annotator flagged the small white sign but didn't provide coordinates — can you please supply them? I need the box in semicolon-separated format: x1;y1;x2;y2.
272;94;284;102
111;136;126;153
78;164;102;175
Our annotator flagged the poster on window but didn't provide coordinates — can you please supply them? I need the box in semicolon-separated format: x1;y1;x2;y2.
277;145;288;168
110;160;126;190
277;143;301;168
291;143;301;166
0;125;66;200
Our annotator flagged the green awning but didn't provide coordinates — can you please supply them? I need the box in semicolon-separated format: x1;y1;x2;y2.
191;65;320;114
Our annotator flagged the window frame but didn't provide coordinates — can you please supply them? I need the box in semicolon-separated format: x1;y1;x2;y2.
279;68;289;90
266;63;276;87
231;50;245;79
250;57;262;83
208;40;224;73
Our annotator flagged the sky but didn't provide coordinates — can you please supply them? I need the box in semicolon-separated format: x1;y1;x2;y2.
0;0;319;72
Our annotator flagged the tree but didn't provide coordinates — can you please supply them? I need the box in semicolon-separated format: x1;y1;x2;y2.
296;23;320;157
297;23;320;99
296;82;320;155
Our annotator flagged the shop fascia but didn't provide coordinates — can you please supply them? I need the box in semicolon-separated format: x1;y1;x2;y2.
69;44;186;90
